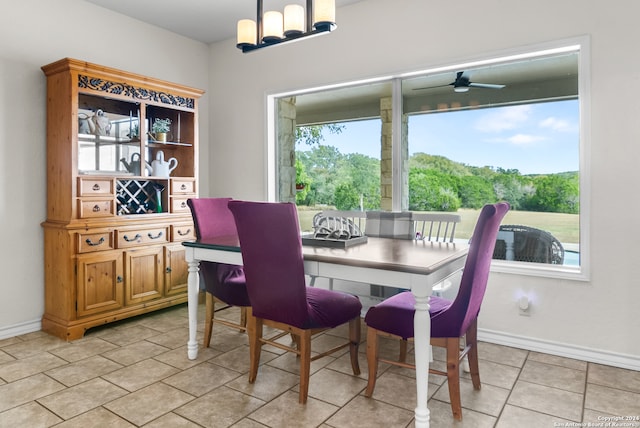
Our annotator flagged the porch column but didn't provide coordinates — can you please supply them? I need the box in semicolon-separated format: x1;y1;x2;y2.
278;97;297;203
380;97;409;210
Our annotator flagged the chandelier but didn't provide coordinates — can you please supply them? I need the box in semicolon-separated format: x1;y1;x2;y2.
237;0;336;53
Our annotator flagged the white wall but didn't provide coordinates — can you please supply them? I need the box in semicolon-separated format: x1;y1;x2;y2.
207;0;640;367
0;0;209;337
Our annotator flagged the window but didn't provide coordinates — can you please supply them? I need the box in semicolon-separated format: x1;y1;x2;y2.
270;38;589;280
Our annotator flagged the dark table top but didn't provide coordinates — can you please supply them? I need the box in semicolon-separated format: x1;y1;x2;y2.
184;235;468;276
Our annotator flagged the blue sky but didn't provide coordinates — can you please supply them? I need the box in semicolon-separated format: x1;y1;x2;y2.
297;99;579;175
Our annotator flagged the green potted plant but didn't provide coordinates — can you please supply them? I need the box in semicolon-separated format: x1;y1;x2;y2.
128;123;139;141
151;118;171;142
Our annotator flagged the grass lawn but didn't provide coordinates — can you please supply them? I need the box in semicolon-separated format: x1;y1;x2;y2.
297;207;579;244
454;209;579;244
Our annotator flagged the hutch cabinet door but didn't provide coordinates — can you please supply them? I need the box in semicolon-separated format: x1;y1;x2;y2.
77;252;124;317
124;246;163;305
164;243;189;296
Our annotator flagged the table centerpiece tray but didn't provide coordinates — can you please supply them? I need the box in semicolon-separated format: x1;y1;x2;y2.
301;233;368;248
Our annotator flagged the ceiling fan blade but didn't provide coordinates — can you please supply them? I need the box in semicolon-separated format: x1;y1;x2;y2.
413;83;453;91
413;71;506;91
468;82;506;89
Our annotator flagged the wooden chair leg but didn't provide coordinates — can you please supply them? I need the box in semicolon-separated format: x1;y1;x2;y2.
298;329;312;404
399;339;408;363
203;292;214;348
291;333;301;352
466;319;481;390
349;317;361;375
240;307;247;329
365;326;379;397
446;337;463;420
246;308;262;384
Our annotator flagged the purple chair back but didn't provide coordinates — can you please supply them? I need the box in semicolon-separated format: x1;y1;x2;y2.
187;197;238;239
228;201;309;327
432;202;509;338
187;198;248;306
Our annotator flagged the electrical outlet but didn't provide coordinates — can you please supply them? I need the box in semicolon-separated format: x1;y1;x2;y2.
518;296;530;316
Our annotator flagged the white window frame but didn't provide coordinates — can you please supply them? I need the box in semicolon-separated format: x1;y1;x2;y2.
267;36;590;282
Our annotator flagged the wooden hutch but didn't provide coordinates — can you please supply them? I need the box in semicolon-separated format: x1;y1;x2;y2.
41;58;204;340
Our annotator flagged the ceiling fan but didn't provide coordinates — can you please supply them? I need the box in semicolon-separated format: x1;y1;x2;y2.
414;71;506;93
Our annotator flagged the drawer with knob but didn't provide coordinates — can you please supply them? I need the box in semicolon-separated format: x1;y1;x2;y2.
171;223;195;242
77;231;114;253
116;226;169;248
171;198;191;213
78;199;115;218
171;179;196;195
78;178;114;196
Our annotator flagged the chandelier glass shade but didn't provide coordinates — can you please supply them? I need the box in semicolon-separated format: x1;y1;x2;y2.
237;0;336;53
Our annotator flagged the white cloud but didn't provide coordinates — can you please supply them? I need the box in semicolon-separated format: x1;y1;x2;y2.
507;134;546;145
474;105;532;133
486;134;547;146
539;116;573;132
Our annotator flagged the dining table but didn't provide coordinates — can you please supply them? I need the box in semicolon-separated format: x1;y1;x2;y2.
183;235;468;428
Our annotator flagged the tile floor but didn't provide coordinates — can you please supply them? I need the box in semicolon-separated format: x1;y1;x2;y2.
1;301;639;428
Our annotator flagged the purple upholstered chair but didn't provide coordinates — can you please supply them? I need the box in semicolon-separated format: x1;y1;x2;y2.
187;198;250;348
364;202;509;420
228;200;362;404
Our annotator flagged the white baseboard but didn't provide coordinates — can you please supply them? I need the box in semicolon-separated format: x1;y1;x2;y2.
479;328;640;371
0;319;42;341
1;319;637;372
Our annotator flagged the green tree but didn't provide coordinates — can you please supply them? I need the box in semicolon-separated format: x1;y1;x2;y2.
297;141;578;215
296;124;345;146
334;183;360;210
409;169;461;211
336;153;380;209
298;145;344;205
409;153;469;176
295;124;347;206
468;165;499;180
459;175;496;208
525;173;579;213
491;169;534;210
297;144;382;209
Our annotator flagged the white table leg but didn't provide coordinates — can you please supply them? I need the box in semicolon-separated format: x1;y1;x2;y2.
413;291;431;428
186;250;200;360
462;356;471;373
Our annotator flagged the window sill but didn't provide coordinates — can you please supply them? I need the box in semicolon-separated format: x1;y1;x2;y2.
491;260;588;282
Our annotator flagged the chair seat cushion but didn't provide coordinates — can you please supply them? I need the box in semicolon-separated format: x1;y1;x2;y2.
305;287;362;329
201;262;251;307
364;291;452;339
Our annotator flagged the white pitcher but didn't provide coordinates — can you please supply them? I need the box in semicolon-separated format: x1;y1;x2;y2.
151;151;178;177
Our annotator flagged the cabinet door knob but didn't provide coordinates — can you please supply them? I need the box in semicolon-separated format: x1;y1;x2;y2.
166;267;172;273
92;205;101;212
180;184;187;190
92;184;101;191
123;233;142;242
180;201;187;208
116;276;123;283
